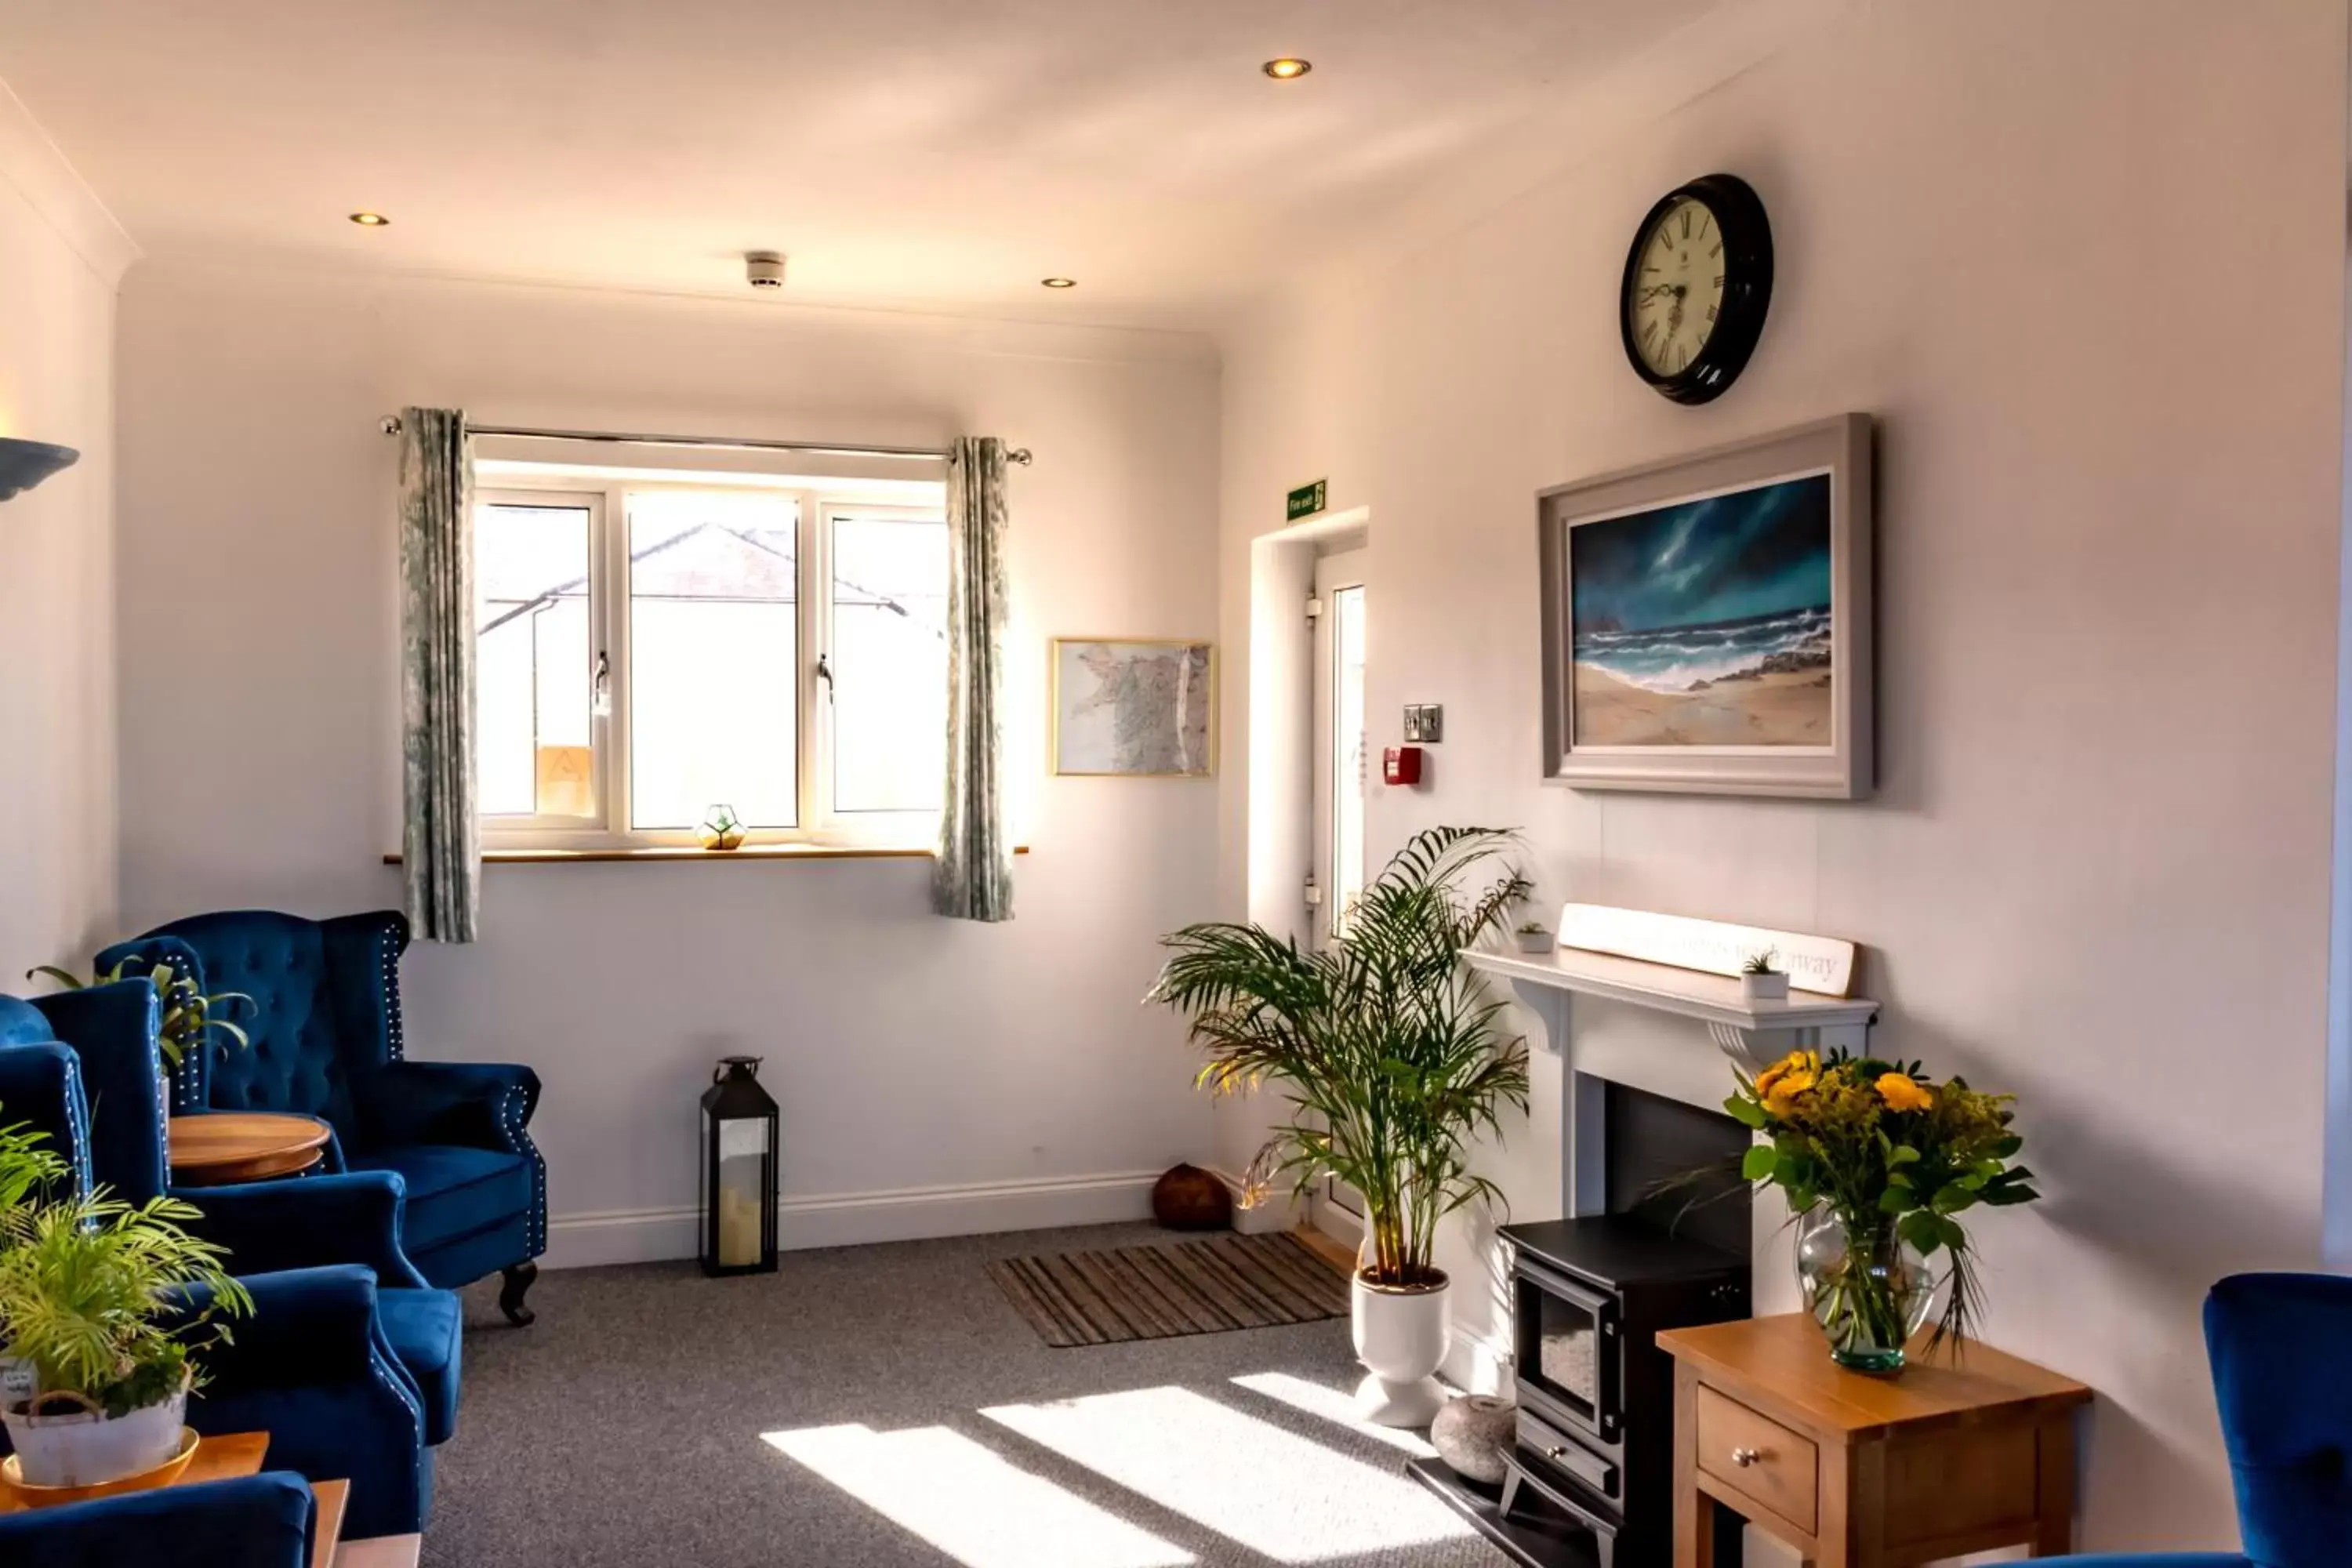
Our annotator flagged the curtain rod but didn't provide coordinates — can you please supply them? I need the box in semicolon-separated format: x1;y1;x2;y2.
378;416;1030;465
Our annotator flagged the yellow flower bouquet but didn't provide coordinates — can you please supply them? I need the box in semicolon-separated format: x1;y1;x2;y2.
1727;1047;2039;1373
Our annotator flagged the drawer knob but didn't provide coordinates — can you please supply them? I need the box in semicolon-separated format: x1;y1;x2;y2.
1731;1446;1762;1468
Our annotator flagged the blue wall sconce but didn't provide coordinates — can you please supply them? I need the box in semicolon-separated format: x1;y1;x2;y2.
0;438;79;501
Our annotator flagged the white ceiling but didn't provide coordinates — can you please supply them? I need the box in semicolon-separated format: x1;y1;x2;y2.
0;1;1722;331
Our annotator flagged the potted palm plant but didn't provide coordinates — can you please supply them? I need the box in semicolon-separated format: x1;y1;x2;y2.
1151;826;1530;1425
0;1114;251;1489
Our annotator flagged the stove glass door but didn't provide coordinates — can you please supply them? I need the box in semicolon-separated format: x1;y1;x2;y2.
1514;1259;1621;1443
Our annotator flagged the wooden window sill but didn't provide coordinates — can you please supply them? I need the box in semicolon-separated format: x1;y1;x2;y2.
382;844;1030;866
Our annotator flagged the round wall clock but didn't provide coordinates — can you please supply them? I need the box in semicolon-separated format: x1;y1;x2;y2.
1619;172;1773;405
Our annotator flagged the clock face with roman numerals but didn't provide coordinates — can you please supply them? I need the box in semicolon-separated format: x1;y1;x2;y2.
1619;174;1773;405
1629;198;1725;377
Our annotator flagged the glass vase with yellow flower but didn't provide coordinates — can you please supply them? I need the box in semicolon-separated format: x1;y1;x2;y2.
1727;1047;2041;1374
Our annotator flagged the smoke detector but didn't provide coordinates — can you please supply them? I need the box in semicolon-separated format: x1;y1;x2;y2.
745;251;786;290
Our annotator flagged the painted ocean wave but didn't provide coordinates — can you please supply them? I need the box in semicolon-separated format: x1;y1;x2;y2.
1573;605;1830;694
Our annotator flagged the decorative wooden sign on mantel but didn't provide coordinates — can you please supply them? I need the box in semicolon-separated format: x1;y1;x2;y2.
1460;905;1876;1072
1554;903;1860;998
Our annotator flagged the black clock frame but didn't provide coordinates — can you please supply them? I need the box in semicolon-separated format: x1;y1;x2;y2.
1618;172;1773;406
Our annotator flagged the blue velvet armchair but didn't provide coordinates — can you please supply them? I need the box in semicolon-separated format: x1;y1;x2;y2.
0;990;434;1537
0;1472;317;1568
2042;1271;2352;1568
14;978;464;1454
101;908;548;1323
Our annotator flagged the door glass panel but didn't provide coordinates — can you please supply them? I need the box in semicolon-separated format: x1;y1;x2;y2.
628;490;800;829
477;501;593;818
1330;583;1367;934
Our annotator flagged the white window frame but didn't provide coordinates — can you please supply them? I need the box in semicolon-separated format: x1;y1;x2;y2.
475;474;949;851
475;486;610;837
815;499;956;845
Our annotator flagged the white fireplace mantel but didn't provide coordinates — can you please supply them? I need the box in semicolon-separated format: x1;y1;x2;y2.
1461;945;1879;1069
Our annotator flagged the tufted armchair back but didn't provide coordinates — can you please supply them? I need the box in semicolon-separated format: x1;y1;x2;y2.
2208;1272;2352;1568
0;996;55;1048
0;994;95;1196
100;910;410;1149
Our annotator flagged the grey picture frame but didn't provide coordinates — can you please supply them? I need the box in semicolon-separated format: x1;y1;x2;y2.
1538;413;1874;800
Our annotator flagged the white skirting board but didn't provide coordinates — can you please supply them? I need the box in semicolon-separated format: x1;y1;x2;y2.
1443;1323;1513;1397
541;1168;1163;1269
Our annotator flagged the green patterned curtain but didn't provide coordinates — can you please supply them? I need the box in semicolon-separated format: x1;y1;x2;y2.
935;437;1014;921
397;407;481;942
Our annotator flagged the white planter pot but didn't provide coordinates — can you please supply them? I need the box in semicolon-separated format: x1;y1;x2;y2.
1740;971;1790;1002
3;1384;187;1487
1351;1270;1451;1427
1515;931;1555;955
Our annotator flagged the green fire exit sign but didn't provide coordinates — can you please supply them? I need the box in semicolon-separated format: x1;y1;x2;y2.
1286;479;1328;521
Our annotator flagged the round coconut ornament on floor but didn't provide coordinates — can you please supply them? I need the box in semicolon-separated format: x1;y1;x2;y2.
1149;1163;1232;1230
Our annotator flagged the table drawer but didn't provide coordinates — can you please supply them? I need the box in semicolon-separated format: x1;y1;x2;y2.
1696;1385;1818;1534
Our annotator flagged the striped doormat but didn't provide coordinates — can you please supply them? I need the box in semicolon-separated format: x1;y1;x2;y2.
987;1232;1350;1348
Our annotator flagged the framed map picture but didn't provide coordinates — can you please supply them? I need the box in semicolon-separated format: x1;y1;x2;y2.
1538;414;1873;799
1051;638;1216;777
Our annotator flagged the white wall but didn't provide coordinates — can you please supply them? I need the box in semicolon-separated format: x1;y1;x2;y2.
0;85;129;982
1217;0;2343;1555
114;263;1224;1262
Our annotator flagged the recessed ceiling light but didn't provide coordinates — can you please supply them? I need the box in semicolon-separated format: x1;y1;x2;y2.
1041;277;1077;289
1262;58;1312;80
348;211;390;227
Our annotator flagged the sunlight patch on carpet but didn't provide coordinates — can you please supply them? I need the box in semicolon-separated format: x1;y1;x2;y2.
980;1385;1473;1563
1228;1371;1439;1458
763;1423;1193;1568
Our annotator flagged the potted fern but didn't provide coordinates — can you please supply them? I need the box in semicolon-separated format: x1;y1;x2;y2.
1151;826;1530;1425
0;1116;250;1488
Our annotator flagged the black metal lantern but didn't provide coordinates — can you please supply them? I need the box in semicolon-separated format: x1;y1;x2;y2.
699;1054;779;1276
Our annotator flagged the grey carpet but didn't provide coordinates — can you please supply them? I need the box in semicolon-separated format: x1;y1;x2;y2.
430;1222;1506;1568
987;1231;1348;1347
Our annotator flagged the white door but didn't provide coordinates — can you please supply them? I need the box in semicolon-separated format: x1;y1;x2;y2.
1309;548;1368;1230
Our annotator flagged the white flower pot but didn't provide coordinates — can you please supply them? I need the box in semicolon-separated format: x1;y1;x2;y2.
1352;1270;1451;1427
1740;971;1790;1002
1515;931;1555;955
3;1383;187;1487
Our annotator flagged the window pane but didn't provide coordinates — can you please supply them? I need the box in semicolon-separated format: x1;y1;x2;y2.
831;514;948;814
1331;584;1367;931
477;502;593;818
629;491;799;829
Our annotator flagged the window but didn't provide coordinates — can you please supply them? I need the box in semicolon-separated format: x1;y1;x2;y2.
474;473;949;848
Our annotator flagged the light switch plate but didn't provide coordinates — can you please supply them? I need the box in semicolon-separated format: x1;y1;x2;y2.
1404;704;1444;742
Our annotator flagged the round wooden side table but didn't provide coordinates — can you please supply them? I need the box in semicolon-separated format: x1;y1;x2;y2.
167;1112;334;1186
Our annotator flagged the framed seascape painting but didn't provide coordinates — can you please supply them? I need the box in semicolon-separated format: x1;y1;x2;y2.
1051;638;1217;777
1538;414;1873;798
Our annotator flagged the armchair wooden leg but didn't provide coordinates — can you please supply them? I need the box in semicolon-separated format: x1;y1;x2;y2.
499;1261;539;1326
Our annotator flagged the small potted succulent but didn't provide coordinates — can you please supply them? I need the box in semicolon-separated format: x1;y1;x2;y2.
1513;920;1555;956
1740;949;1790;1003
0;1114;250;1489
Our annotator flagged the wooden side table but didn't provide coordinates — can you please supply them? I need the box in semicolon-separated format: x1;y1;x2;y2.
1657;1314;2091;1567
2;1432;347;1566
168;1112;334;1185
